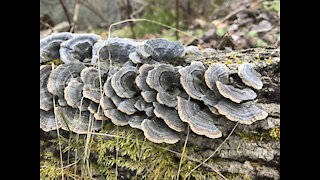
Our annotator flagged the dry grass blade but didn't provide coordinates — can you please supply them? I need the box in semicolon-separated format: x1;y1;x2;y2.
176;125;189;180
51;63;64;179
107;18;200;43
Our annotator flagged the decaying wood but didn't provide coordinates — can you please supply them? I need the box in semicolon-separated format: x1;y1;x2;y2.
175;46;280;179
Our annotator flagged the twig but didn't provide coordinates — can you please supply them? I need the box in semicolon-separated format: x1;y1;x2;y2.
175;0;179;40
126;0;136;39
59;0;72;31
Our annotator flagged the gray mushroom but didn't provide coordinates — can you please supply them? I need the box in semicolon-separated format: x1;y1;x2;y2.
214;99;268;124
135;64;157;103
47;62;86;98
216;81;257;103
55;106;103;134
204;63;229;92
40;110;60;132
40;65;53;111
141;118;180;144
40;32;73;64
179;61;220;107
153;102;186;132
100;96;130;126
88;101;108;121
146;64;180;93
81;67;106;103
238;62;263;90
177;97;222;139
111;66;139;99
143;38;185;61
60;34;100;63
64;77;90;111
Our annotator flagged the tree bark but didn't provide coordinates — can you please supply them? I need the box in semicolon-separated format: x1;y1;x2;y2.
176;46;280;179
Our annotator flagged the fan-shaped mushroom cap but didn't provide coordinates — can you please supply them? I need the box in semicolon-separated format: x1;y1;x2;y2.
40;65;53;111
111;66;139;99
146;64;180;93
87;101;108;120
238;62;263;90
117;96;139;115
47;62;86;98
55;106;103;133
40;32;73;64
204;63;229;91
40;110;60;132
81;67;106;103
141;118;180;144
177;97;222;139
100;96;130;126
128;114;148;130
136;64;157;103
60;34;100;63
179;61;220;107
153;102;186;132
106;38;137;63
216;81;257;103
143;38;185;61
136;42;151;59
156;90;184;108
214;99;268;124
134;97;155;117
91;41;110;72
64;77;90;111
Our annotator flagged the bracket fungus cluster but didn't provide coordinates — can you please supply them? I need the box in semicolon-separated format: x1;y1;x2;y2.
40;33;268;144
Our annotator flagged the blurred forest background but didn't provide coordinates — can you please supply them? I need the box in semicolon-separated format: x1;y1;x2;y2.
40;0;280;50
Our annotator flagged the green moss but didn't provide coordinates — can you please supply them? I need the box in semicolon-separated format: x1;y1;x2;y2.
40;123;223;179
236;127;280;142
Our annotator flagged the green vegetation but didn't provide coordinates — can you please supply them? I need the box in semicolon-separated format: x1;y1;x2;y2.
40;123;233;179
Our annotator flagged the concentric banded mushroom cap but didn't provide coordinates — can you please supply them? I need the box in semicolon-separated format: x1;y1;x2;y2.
55;106;103;133
143;38;185;61
88;102;108;120
103;76;124;107
81;67;106;103
47;62;86;98
216;81;257;103
179;61;220;107
106;38;137;63
141;118;180;144
238;62;263;90
60;34;100;63
214;99;268;124
136;64;157;103
100;96;130;126
40;110;60;132
177;97;222;139
204;63;229;91
91;41;110;71
40;65;53;111
136;42;151;59
153;102;186;132
64;77;90;111
146;64;180;93
117;96;139;115
128;114;148;130
134;97;155;117
156;90;181;108
111;66;139;99
40;32;73;64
